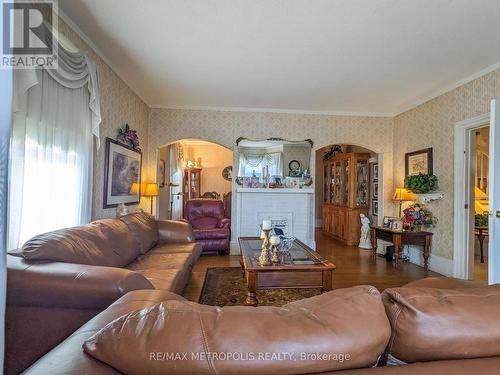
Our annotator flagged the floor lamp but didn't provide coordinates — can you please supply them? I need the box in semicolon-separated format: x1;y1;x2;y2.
167;182;180;220
143;183;159;215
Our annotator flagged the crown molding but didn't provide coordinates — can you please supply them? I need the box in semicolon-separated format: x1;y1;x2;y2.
150;104;395;118
394;61;500;116
57;7;149;106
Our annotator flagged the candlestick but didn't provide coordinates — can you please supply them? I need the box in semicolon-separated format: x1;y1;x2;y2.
259;228;271;266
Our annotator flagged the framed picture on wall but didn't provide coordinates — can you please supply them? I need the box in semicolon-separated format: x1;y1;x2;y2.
405;148;433;176
373;182;379;198
372;163;379;181
372;199;378;216
103;137;142;208
158;159;166;188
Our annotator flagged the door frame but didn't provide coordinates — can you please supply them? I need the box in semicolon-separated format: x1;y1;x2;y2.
453;113;489;280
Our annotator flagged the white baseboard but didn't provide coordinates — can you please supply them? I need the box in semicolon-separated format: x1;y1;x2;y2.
407;245;453;276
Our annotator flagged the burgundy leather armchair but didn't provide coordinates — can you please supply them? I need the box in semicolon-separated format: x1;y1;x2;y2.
184;199;231;254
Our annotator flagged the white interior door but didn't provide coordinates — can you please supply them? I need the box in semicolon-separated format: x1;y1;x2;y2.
488;100;500;284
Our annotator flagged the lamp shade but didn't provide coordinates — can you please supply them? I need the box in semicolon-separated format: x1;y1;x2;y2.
143;183;159;197
393;187;414;201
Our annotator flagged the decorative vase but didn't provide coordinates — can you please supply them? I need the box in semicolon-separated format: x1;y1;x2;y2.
411;224;422;232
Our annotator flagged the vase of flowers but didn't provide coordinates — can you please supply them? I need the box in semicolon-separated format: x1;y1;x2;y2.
117;123;140;151
402;203;437;231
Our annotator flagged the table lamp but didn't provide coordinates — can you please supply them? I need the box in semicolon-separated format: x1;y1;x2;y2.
143;182;159;214
393;187;414;217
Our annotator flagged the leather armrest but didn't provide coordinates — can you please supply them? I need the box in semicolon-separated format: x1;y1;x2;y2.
218;217;231;229
157;219;196;243
7;255;154;310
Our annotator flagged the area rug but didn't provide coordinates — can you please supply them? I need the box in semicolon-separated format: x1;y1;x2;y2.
199;267;322;307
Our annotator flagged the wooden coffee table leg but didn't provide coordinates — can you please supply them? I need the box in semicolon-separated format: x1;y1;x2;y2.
322;270;333;292
245;271;258;306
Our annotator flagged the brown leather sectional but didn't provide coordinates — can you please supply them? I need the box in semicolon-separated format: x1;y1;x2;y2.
5;211;202;374
17;277;500;374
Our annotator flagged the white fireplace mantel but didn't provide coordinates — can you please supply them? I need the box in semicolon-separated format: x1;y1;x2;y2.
231;187;315;253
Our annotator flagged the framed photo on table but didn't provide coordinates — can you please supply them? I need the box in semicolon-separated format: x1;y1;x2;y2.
405;148;433;176
391;219;404;232
103;137;142;208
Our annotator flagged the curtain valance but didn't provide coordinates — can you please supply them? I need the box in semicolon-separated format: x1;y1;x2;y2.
13;23;102;148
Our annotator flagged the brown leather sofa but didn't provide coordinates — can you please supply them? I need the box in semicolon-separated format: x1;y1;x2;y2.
5;211;202;375
19;277;500;374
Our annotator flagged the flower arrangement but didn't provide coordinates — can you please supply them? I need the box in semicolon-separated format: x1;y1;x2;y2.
402;203;437;231
404;173;438;194
117;123;140;150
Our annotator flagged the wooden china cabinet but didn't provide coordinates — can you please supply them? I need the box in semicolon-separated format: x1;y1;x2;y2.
322;153;370;246
183;168;202;200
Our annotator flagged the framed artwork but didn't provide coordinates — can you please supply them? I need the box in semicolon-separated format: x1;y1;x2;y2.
222;165;232;181
372;199;378;216
383;216;399;229
103;137;142;208
158;159;166;188
391;219;404;232
373;182;379;198
372;163;379;181
405;148;433;176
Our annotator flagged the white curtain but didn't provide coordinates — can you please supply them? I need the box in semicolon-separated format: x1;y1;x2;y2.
169;143;184;220
238;152;283;177
7;25;101;250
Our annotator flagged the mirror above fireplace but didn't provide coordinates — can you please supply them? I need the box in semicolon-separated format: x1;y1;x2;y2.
236;138;313;187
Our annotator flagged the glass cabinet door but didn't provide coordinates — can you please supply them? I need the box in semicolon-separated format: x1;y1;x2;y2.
334;161;342;204
330;164;335;203
324;164;328;203
356;159;368;206
343;158;350;206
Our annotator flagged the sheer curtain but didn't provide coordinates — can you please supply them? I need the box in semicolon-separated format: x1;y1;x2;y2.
238;152;283;177
7;25;101;250
169;143;184;220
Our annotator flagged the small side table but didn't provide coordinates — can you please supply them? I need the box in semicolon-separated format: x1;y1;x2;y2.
370;226;433;270
475;226;489;263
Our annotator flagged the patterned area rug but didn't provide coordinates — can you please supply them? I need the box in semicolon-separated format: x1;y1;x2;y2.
199;267;322;307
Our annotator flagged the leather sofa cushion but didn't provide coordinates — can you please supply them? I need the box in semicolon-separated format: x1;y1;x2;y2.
403;276;486;289
83;286;391;374
126;252;191;271
12;218;139;267
119;211;158;254
193;227;230;240
382;285;500;363
151;243;202;266
136;268;188;294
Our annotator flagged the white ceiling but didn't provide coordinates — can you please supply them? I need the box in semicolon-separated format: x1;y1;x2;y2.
60;0;500;116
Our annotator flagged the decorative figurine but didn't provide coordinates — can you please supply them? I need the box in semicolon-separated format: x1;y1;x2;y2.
359;213;372;249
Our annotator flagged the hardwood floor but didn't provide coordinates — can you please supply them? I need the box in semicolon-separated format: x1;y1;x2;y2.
182;229;441;302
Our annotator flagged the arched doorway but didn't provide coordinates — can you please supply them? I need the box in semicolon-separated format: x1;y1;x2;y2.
156;139;233;220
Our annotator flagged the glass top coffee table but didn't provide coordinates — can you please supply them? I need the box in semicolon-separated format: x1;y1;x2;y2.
238;237;336;306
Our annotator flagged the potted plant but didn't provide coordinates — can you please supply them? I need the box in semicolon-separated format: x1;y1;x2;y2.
404;173;438;194
402;203;437;231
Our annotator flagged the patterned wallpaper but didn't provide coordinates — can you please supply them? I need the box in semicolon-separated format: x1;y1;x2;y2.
394;68;500;259
57;18;151;220
148;109;395;228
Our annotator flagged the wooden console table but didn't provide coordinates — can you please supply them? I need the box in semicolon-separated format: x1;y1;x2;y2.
370;226;433;270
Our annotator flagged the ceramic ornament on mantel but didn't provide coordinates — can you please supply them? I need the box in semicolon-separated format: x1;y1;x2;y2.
359;214;372;249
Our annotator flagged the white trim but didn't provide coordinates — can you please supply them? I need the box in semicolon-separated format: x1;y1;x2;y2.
150;104;394;118
408;246;453;276
489;100;500;284
453;113;490;279
57;8;149;105
395;62;500;116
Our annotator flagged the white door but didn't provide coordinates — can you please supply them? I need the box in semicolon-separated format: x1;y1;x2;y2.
488;100;500;284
